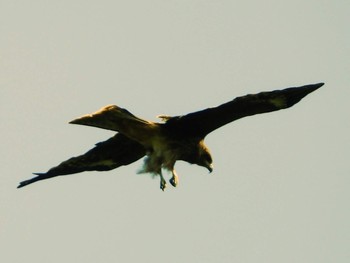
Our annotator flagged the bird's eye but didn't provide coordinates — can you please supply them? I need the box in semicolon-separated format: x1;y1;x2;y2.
203;153;212;163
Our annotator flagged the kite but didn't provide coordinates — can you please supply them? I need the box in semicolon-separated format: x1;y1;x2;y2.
18;83;323;190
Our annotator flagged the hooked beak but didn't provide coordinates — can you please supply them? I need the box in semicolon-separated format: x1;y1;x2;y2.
207;163;213;173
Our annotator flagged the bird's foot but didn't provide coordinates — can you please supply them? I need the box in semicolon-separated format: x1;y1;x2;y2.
169;175;179;187
160;177;167;191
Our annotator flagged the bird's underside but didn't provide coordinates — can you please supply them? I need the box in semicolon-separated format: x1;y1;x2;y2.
18;83;323;190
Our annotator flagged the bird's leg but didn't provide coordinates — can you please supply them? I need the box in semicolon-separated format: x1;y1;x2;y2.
159;171;167;191
169;169;179;187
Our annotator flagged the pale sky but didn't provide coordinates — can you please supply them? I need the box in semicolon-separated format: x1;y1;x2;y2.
1;1;349;262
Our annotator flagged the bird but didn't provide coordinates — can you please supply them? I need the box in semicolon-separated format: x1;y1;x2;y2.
18;83;323;190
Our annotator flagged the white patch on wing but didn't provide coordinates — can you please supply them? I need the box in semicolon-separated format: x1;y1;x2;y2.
93;160;115;167
269;97;287;108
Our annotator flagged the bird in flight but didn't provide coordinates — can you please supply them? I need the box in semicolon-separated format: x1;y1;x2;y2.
18;83;323;190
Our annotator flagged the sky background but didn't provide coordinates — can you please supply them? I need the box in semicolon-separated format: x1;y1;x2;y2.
1;1;349;262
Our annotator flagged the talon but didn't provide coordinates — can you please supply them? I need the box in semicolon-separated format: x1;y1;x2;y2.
169;175;179;187
170;169;179;187
160;179;167;191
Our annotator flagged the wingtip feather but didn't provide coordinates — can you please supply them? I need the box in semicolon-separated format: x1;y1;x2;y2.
17;173;45;189
310;82;324;90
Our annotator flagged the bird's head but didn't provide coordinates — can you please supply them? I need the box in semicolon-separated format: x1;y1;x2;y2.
179;140;213;173
198;150;213;173
196;141;213;173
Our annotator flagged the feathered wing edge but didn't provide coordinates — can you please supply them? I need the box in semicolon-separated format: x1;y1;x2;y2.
17;133;145;188
164;83;324;138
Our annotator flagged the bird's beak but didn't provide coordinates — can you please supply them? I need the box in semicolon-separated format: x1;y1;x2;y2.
207;163;213;173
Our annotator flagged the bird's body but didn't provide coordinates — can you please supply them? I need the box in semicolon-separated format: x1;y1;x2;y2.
18;83;323;190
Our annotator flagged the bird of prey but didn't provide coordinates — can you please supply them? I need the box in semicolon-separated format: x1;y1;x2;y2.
18;83;323;190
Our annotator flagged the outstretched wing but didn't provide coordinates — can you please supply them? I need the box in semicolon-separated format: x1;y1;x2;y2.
164;83;323;138
17;133;145;188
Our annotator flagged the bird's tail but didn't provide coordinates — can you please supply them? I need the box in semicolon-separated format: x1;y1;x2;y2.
69;105;159;145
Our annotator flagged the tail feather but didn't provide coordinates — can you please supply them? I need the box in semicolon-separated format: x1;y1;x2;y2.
69;105;159;144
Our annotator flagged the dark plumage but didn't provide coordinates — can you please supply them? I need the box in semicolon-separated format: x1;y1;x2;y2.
18;83;323;190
